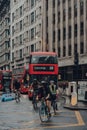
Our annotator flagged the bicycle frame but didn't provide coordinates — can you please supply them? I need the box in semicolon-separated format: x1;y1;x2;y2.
39;98;51;122
15;90;20;103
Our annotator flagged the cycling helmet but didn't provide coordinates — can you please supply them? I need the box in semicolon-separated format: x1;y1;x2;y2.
41;80;47;85
50;80;54;83
33;79;38;84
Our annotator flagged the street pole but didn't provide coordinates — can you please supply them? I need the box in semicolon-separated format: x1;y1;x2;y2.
74;52;79;102
76;64;78;101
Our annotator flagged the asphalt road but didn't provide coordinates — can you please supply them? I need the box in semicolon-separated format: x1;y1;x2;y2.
0;94;87;130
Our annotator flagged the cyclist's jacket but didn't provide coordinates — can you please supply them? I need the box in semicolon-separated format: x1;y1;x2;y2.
39;86;51;98
49;84;57;95
32;83;39;96
14;80;20;90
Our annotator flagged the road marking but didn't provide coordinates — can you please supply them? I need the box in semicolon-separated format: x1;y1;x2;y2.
75;111;85;126
11;110;85;130
21;111;85;130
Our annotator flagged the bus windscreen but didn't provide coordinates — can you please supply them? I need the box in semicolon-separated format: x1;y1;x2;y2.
30;55;58;64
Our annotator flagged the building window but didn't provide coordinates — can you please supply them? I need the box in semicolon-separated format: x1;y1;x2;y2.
20;35;22;45
31;44;34;52
80;22;84;35
74;43;77;53
31;12;34;23
16;37;18;44
53;0;55;8
63;28;66;40
20;6;23;17
53;31;55;43
20;20;22;31
53;14;55;24
46;16;48;27
12;52;14;61
12;26;14;36
80;42;84;54
68;44;71;56
58;47;60;57
20;49;22;58
46;0;48;11
80;0;84;15
74;1;77;17
68;7;71;19
5;30;9;38
12;13;14;22
63;9;66;21
58;0;60;6
12;39;14;49
46;33;48;44
68;26;71;38
63;0;65;4
58;12;60;23
63;46;66;57
31;0;34;8
58;29;60;41
31;28;34;40
86;1;87;19
74;24;77;37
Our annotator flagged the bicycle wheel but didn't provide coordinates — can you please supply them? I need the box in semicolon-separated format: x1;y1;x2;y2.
33;101;37;110
32;96;38;110
39;105;49;122
15;93;20;103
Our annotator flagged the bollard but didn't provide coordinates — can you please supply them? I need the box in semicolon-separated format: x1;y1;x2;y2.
71;91;77;106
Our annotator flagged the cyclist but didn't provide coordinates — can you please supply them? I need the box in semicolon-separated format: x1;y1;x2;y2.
49;80;58;111
13;79;20;91
32;79;38;90
32;79;39;104
13;79;21;96
39;80;51;116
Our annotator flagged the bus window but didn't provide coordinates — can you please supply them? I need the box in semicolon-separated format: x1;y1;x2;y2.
30;55;58;64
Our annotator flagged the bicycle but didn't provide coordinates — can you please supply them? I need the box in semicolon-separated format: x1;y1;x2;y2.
39;98;51;122
15;90;20;103
32;90;38;110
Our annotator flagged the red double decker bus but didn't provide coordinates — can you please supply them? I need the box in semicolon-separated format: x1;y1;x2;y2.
28;52;58;99
0;70;12;92
12;66;29;94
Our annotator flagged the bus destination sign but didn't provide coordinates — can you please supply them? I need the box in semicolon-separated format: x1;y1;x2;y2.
33;66;54;71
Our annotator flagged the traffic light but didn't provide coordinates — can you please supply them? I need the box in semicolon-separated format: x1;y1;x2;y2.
74;52;79;65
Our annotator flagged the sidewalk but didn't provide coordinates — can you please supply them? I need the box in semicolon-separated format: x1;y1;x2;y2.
63;95;87;110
